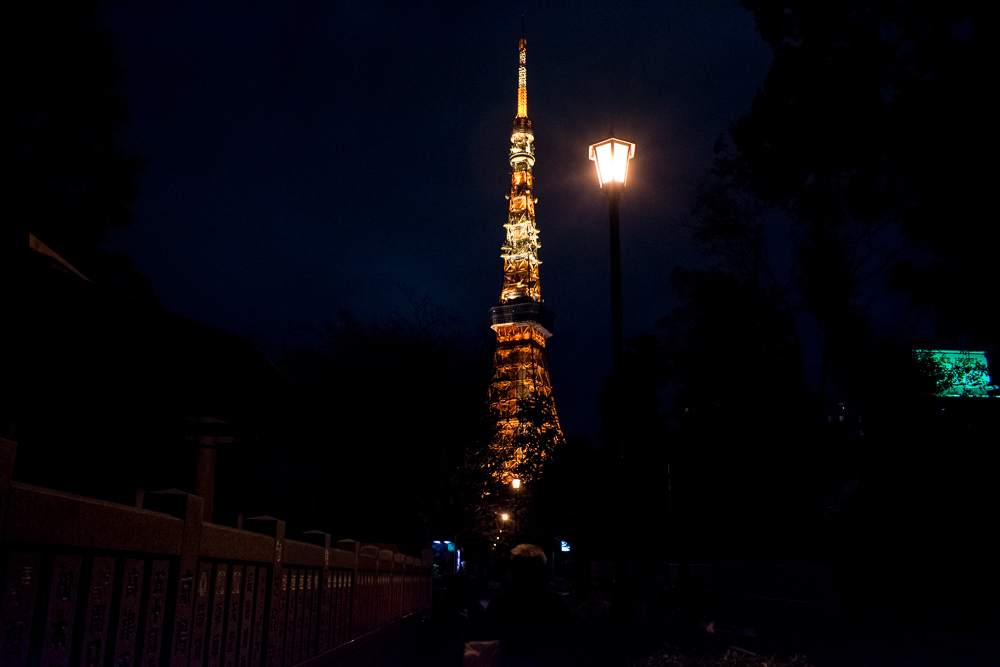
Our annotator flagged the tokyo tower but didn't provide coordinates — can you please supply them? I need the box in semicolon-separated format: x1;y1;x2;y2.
487;36;563;483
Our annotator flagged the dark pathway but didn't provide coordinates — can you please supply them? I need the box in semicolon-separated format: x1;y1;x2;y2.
322;613;433;667
669;592;1000;667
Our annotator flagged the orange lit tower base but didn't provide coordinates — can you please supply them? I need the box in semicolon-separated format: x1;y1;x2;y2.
487;38;563;483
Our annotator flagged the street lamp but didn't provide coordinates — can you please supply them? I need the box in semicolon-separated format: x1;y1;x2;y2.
590;137;636;629
511;478;521;541
588;138;635;378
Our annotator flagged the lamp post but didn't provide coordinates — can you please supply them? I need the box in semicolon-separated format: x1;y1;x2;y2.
589;136;636;630
588;138;635;378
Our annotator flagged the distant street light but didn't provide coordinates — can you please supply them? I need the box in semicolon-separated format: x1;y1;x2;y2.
588;137;635;377
512;478;521;540
501;513;509;522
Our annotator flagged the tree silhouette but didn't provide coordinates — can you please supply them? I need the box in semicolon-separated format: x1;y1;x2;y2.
276;301;496;546
655;0;998;593
729;0;994;349
6;1;149;299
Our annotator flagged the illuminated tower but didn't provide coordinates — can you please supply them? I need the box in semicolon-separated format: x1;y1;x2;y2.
487;37;563;483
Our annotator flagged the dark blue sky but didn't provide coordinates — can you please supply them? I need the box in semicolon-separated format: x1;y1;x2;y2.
99;1;773;438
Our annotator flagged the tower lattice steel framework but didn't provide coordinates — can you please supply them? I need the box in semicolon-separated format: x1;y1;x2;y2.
487;37;563;483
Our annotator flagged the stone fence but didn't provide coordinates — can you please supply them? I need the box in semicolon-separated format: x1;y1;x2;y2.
0;438;432;667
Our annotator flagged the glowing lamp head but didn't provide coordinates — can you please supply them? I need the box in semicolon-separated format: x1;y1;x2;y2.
501;513;510;521
512;478;521;489
588;138;635;188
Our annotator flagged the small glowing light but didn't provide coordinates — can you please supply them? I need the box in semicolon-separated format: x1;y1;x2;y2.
512;478;521;489
561;540;571;552
501;513;509;521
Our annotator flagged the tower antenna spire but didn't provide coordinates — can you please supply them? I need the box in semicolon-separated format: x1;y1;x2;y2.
517;26;528;119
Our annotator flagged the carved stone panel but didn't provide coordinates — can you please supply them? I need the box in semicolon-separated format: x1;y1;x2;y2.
40;553;82;667
300;570;313;660
237;566;255;667
282;569;297;667
170;563;196;667
265;569;285;667
206;564;228;667
114;558;146;667
189;562;213;667
142;559;170;667
0;550;41;667
317;570;331;653
82;556;116;667
292;571;305;663
222;564;242;667
250;567;267;667
333;570;348;647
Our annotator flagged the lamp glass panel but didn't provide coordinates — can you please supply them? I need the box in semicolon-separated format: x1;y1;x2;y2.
613;141;630;182
595;142;614;184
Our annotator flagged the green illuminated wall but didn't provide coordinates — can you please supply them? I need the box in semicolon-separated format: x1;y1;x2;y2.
913;350;996;397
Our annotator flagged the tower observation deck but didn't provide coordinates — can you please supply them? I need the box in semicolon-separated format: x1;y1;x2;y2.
487;37;563;483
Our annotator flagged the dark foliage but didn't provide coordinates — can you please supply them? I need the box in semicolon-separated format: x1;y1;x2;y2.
5;1;151;300
644;0;998;612
731;0;995;345
276;300;497;548
657;269;824;560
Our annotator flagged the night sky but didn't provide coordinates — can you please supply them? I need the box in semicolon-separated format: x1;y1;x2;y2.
98;1;773;438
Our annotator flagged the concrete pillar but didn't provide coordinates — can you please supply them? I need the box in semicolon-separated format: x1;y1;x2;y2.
191;416;229;523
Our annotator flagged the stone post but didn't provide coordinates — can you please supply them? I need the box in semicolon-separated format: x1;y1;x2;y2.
336;540;360;640
189;417;231;523
144;489;204;667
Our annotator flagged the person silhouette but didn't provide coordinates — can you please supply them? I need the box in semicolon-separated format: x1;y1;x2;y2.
475;544;572;667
